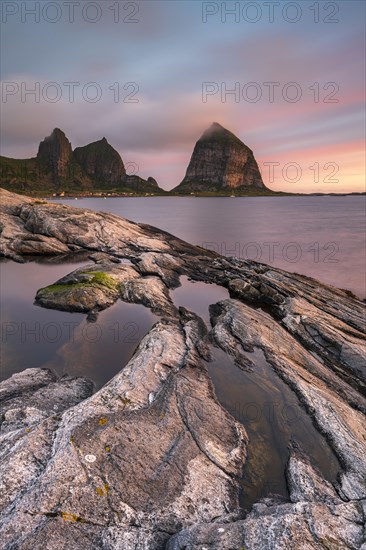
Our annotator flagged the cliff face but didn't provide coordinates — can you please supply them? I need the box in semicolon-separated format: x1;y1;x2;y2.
37;128;73;180
0;130;163;194
73;138;126;184
174;122;265;192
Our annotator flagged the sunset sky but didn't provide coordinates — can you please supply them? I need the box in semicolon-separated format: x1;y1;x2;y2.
1;0;365;192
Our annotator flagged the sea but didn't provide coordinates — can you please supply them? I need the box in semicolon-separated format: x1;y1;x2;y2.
1;195;364;511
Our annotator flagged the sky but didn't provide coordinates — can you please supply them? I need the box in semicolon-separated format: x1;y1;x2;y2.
1;0;365;192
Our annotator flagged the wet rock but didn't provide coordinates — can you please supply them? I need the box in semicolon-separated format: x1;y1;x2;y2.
286;452;340;504
228;278;261;303
35;262;177;318
35;263;140;314
167;454;364;550
1;370;94;434
0;188;188;259
0;367;56;403
281;295;366;387
0;369;94;515
11;234;70;256
1;189;366;548
134;252;183;288
88;252;121;264
0;315;247;549
121;276;178;317
210;299;366;500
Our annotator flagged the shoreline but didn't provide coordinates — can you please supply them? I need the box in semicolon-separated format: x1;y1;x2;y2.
1;186;365;200
1;188;365;549
42;191;365;199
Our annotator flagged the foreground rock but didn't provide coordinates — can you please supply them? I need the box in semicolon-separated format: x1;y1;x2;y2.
167;453;365;549
0;369;94;514
1;188;365;549
185;255;366;395
210;299;366;500
0;314;247;549
2;361;364;549
35;262;178;319
0;188;200;262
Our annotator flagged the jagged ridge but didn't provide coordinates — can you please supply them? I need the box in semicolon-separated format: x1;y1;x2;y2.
0;129;162;194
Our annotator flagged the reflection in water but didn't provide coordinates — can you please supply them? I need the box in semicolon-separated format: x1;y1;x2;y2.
41;301;158;388
0;260;157;387
171;276;229;322
172;276;341;512
53;196;366;298
209;347;341;512
0;259;343;513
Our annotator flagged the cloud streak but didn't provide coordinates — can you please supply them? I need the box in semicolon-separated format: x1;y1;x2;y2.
1;1;364;192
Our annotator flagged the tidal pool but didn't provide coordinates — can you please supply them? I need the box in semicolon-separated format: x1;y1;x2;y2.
1;260;342;514
0;258;157;388
172;275;341;512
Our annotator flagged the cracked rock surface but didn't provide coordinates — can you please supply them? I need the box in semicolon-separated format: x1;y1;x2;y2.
1;189;365;549
0;316;247;549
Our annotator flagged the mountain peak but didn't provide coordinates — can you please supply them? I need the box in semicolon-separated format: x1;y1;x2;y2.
204;122;228;135
73;138;126;184
173;123;265;192
210;121;225;130
1;131;162;193
49;128;68;140
37;129;72;180
199;122;246;148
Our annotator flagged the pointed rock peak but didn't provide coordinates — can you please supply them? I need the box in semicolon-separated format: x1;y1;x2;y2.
40;128;71;148
49;128;68;140
210;122;226;131
86;137;111;148
199;122;245;147
73;137;126;183
88;137;110;148
202;122;227;136
37;129;72;178
38;128;71;151
173;122;265;191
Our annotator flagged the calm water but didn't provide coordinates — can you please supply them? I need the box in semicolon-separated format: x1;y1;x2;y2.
0;197;357;511
0;259;157;388
52;196;366;298
172;278;341;511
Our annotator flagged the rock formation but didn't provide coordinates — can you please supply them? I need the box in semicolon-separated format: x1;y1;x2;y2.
0;188;365;549
37;128;73;180
0;131;162;194
73;137;126;184
173;122;265;192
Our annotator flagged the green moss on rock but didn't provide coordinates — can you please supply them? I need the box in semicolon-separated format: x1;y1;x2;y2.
37;271;119;296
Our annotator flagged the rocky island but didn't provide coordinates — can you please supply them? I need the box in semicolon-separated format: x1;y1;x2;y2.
0;188;365;549
173;122;266;194
0;129;163;196
1;124;282;197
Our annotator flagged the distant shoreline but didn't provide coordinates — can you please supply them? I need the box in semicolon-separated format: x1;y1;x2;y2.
1;185;364;199
18;190;365;200
45;192;365;199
